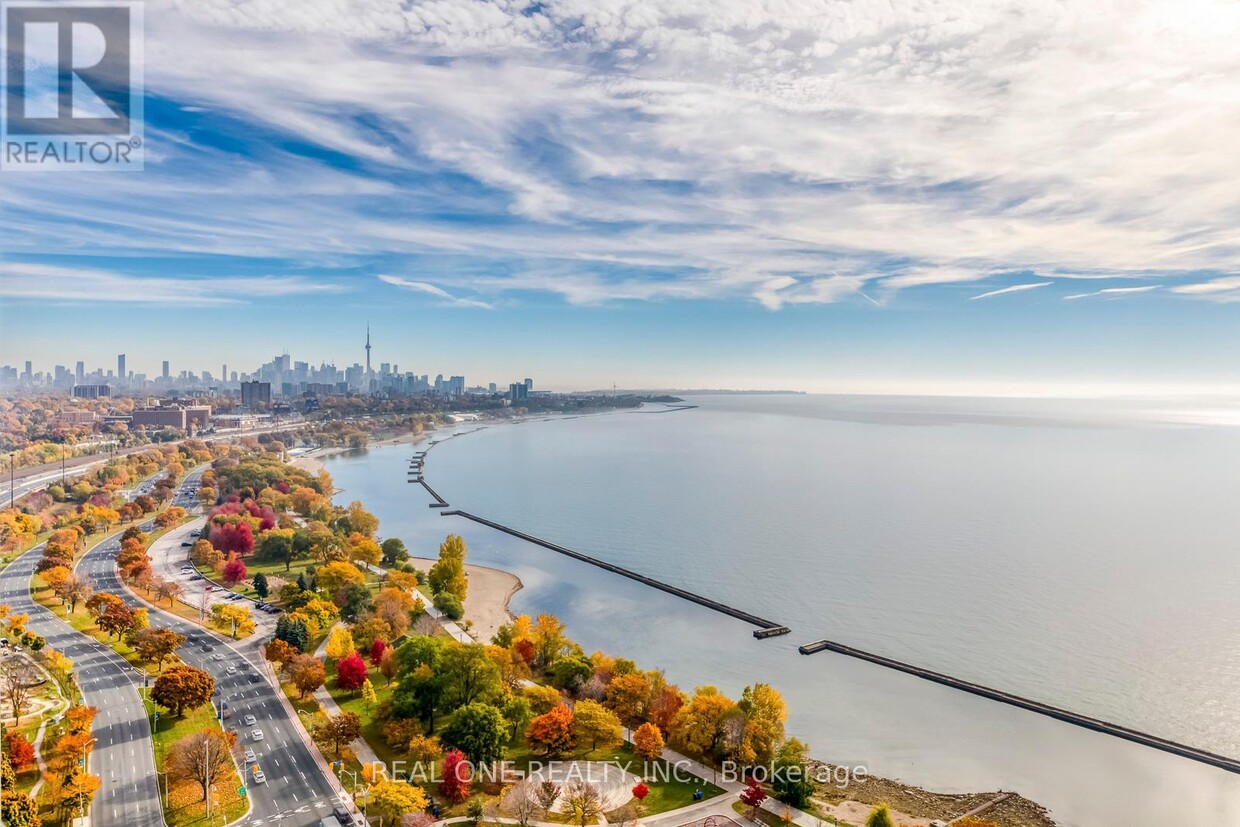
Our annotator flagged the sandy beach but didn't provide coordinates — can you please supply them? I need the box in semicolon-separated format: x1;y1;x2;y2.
289;430;427;475
409;555;522;643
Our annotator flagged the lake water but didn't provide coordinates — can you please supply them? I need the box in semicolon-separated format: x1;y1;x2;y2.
322;394;1240;826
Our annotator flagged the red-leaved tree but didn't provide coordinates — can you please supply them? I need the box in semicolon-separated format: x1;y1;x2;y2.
369;638;386;666
439;749;472;803
210;520;254;556
740;778;767;819
335;651;368;691
222;556;248;585
5;731;36;767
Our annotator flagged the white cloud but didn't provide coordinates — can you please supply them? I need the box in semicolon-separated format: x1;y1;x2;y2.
377;275;493;309
0;262;343;305
1063;285;1162;300
7;0;1240;308
970;282;1053;300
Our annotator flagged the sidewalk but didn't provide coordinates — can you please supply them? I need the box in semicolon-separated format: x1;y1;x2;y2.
311;628;382;767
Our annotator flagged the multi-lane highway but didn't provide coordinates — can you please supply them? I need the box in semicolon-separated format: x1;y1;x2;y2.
76;479;354;827
0;533;163;827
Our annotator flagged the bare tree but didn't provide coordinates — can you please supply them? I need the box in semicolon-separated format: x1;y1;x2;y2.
413;613;440;637
535;780;561;817
154;577;185;607
0;657;39;719
504;780;541;827
562;780;602;827
166;730;237;801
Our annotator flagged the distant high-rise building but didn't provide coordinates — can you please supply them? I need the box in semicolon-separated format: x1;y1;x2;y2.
524;378;533;391
162;360;170;380
510;382;528;403
240;380;271;408
75;361;84;382
489;383;497;393
365;325;373;378
72;384;111;399
117;354;126;383
222;363;227;383
23;361;32;379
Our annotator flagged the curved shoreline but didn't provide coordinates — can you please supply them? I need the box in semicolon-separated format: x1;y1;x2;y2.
408;554;523;642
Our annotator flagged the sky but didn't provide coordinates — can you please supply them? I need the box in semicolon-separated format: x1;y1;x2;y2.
3;0;1240;395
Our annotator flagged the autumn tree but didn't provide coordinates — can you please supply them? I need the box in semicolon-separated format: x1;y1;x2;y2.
668;686;736;760
632;722;665;761
603;672;649;725
369;779;429;825
154;577;185;607
525;704;575;757
209;603;255;638
289;654;326;699
335;651;369;692
562;780;602;827
311;710;362;757
222;556;248;585
738;683;787;767
167;729;237;801
4;731;36;767
380;537;409;567
438;749;472;803
152;664;215;716
97;603;137;639
865;805;896;827
132;627;186;672
572;700;623;753
740;778;768;820
264;638;298;672
427;534;468;600
325;625;355;661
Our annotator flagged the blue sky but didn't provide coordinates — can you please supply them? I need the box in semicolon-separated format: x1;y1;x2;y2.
3;0;1240;394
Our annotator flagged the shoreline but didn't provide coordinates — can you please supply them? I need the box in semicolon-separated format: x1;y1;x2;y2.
301;422;1058;826
408;554;522;643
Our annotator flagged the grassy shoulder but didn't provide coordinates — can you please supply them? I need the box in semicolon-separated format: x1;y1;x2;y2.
143;693;250;827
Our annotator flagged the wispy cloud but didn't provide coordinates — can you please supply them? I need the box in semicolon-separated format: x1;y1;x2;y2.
970;282;1053;301
1169;275;1240;302
0;262;343;305
378;275;492;309
4;1;1240;311
1063;286;1162;301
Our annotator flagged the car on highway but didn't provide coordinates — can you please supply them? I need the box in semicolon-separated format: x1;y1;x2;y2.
243;747;256;762
226;666;237;675
243;714;257;726
333;805;351;825
251;729;264;741
253;769;266;784
181;541;192;547
212;653;226;661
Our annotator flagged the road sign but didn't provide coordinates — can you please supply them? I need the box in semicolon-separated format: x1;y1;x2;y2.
239;786;247;797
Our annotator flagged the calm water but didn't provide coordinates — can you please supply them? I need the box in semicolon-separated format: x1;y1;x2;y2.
323;394;1240;826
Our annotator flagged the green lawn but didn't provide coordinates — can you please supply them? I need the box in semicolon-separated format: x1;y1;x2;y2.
143;694;250;827
324;657;401;767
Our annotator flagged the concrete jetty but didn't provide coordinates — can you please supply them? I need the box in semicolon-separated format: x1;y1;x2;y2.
799;637;1240;775
443;508;789;638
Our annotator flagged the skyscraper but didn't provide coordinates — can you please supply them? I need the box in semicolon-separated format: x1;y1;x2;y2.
365;325;373;377
75;361;84;382
162;360;170;380
117;354;126;384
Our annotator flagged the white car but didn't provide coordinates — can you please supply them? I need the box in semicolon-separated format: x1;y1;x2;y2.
243;747;256;762
212;653;226;661
251;729;264;741
243;714;257;726
226;666;237;675
253;769;267;784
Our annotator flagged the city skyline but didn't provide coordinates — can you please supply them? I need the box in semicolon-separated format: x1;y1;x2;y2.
2;3;1240;396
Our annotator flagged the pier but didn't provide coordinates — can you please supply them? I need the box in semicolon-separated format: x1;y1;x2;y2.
799;637;1240;775
443;508;789;639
